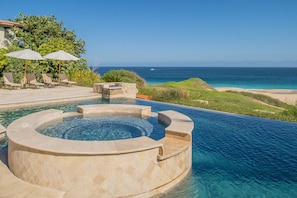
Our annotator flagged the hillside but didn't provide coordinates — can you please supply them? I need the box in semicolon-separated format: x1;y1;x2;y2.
139;78;297;122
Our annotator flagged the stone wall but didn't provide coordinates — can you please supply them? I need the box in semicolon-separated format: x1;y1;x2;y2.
93;82;138;99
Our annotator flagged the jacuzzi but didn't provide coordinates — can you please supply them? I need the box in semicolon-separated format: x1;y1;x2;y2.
6;104;194;198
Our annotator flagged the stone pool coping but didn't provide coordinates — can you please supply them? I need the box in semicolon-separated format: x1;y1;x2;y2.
7;104;194;157
7;105;164;155
6;104;194;158
6;104;194;159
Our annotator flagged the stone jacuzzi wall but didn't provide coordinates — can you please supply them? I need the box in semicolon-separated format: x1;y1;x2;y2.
6;104;194;198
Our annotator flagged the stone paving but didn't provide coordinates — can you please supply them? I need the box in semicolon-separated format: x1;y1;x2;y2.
0;86;101;110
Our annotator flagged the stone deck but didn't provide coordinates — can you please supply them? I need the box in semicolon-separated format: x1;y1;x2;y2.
0;86;100;110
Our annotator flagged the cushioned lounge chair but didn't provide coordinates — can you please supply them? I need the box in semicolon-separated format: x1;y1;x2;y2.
26;73;45;88
60;74;77;86
42;73;60;87
3;72;22;89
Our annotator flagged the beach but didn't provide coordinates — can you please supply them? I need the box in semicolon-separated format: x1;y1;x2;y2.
216;88;297;105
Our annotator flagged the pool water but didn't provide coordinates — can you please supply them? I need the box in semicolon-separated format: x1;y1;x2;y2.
38;115;165;141
1;98;297;197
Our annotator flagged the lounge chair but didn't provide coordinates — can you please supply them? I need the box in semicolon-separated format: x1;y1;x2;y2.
26;73;45;88
42;73;60;87
3;72;22;89
60;74;77;86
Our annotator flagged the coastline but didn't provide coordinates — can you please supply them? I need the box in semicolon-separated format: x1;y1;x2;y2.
215;87;297;105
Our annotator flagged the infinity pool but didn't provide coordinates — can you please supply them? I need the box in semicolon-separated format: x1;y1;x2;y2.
1;98;297;197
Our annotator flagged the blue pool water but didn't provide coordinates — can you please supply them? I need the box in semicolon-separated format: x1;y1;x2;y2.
1;98;297;197
38;115;165;141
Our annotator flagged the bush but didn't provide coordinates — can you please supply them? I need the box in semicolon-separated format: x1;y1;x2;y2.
139;87;189;101
280;104;297;121
69;69;100;87
102;69;146;89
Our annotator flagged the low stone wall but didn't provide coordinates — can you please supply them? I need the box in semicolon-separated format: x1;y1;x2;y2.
6;104;193;198
77;104;151;118
93;82;138;99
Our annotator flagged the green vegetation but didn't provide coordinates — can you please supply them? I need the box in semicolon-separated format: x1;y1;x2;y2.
0;14;97;84
139;86;189;102
139;78;297;123
100;70;297;122
102;69;146;89
68;69;100;87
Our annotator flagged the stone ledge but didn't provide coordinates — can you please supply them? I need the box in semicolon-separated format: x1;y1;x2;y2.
157;110;194;160
158;110;193;138
0;161;64;198
77;104;151;118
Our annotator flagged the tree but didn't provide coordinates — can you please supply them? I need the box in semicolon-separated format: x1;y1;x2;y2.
0;48;8;72
38;37;88;79
3;14;88;81
12;14;85;55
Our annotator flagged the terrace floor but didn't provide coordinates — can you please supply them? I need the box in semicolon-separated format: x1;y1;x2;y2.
0;86;101;110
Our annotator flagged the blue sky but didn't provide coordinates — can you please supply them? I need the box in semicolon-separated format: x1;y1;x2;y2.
1;0;297;67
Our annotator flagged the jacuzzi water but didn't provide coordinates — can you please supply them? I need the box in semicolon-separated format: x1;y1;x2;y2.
38;115;166;141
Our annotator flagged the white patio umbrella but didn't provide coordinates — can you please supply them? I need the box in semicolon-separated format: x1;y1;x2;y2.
43;50;79;82
5;49;45;84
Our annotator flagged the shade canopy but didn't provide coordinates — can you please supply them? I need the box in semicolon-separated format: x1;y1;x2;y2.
5;49;45;85
5;49;45;60
43;50;79;82
43;50;79;61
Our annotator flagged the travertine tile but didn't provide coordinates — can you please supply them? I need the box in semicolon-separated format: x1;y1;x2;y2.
5;104;193;197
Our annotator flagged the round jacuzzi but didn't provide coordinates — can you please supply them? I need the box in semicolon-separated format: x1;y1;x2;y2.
6;104;193;198
38;115;165;141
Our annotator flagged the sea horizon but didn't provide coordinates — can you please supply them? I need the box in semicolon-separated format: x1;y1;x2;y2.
92;66;297;90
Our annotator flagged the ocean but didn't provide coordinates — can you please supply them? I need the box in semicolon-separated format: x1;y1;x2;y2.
93;67;297;90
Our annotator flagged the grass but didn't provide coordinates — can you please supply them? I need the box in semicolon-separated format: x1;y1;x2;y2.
139;78;297;122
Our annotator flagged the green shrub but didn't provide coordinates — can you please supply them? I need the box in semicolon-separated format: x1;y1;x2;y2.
102;69;146;89
139;86;189;101
280;104;297;120
69;70;100;87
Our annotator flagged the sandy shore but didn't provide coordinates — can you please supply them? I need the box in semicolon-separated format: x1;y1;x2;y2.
215;87;297;105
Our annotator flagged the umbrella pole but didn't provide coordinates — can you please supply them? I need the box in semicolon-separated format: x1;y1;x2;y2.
24;60;27;77
22;60;28;87
58;61;61;82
